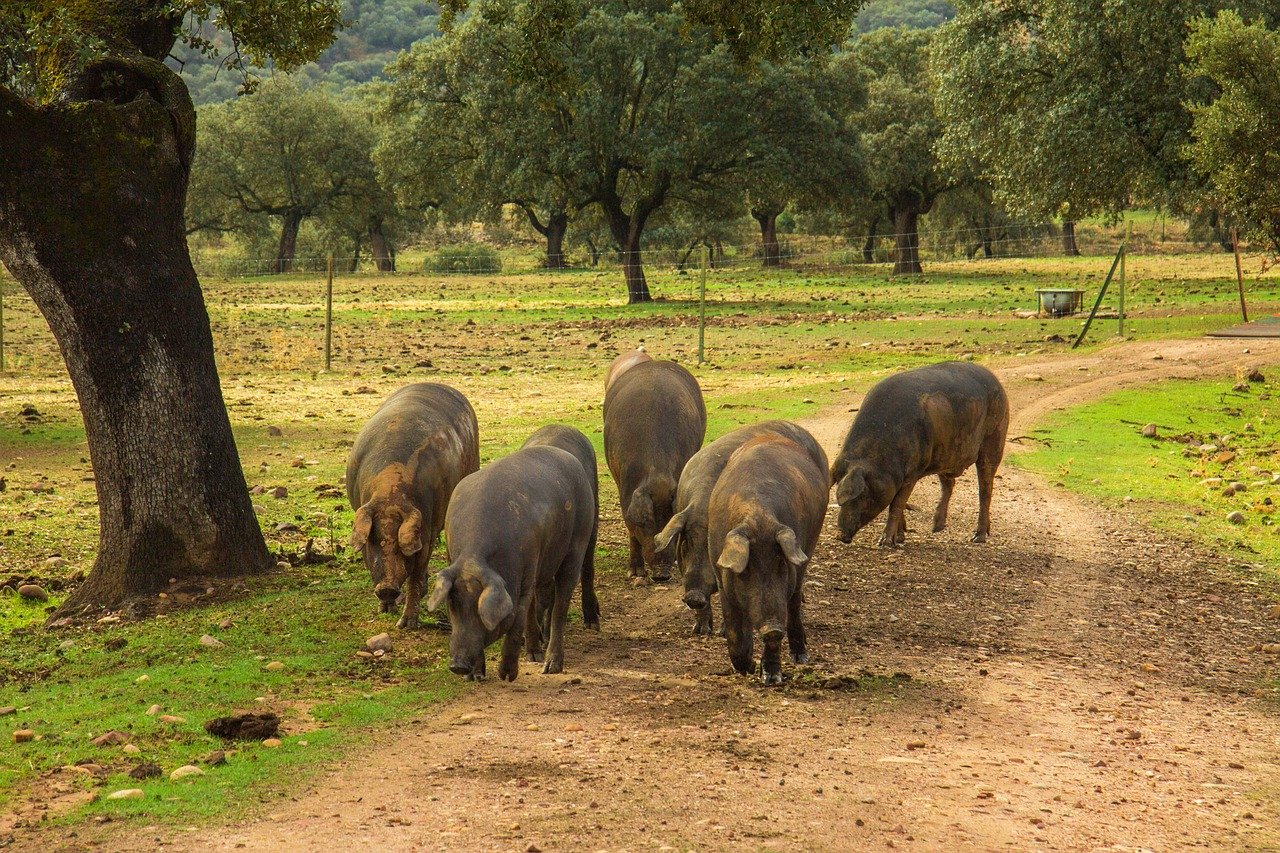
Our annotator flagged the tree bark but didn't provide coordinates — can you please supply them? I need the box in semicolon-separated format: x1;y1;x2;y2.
543;211;568;269
892;203;923;275
753;208;782;267
862;222;878;264
0;66;271;619
1061;219;1081;256
601;201;653;303
367;220;394;272
276;210;303;274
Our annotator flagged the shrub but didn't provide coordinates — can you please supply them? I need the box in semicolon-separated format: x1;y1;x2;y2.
423;243;503;273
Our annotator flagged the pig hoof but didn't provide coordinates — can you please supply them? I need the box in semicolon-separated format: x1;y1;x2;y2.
932;521;947;534
542;659;564;675
761;670;784;687
651;570;672;583
584;620;600;632
970;532;989;544
692;622;713;637
396;615;419;630
466;671;486;683
528;650;545;663
792;652;809;664
630;576;651;588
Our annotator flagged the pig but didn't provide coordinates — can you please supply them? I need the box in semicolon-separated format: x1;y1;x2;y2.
520;424;601;634
346;383;479;628
829;361;1009;548
603;359;707;583
708;431;829;685
427;445;594;681
605;349;652;393
653;421;826;636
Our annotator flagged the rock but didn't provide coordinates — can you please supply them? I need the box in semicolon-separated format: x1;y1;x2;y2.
218;617;234;629
0;707;14;716
453;713;486;725
564;723;584;733
1230;482;1247;493
91;730;130;747
205;712;280;741
1025;373;1044;382
145;704;161;716
275;522;300;533
1248;368;1265;383
1235;382;1249;392
267;425;283;437
1262;643;1280;655
365;633;393;653
355;650;374;659
526;844;542;853
269;486;288;499
129;762;162;780
159;715;186;724
1214;450;1237;464
1140;423;1158;438
123;743;141;755
106;788;145;800
13;730;34;743
199;634;225;649
1200;444;1219;455
526;723;541;732
252;503;266;515
44;556;65;569
1267;604;1280;620
16;584;48;602
264;660;285;672
1228;511;1246;525
905;740;927;750
170;765;204;781
135;674;150;683
203;750;227;767
69;763;107;777
261;738;282;748
275;561;291;571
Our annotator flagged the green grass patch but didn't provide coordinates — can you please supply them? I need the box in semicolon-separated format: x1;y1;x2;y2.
1015;372;1280;566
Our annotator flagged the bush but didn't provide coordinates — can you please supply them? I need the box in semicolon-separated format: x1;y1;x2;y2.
423;243;503;273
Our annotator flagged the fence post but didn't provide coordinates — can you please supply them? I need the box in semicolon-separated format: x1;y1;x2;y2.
0;276;5;372
1118;220;1129;337
697;244;708;365
1072;242;1125;350
324;254;334;372
1232;227;1249;323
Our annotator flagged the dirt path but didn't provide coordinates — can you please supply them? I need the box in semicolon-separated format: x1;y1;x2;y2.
109;339;1280;850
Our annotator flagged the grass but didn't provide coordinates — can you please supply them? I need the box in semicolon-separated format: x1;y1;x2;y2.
1015;372;1280;566
2;232;1279;829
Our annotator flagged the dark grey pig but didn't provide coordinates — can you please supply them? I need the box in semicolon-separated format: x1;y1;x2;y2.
654;421;825;636
603;360;706;583
521;424;601;635
708;432;829;685
427;445;594;681
830;361;1009;548
347;383;479;628
605;349;652;393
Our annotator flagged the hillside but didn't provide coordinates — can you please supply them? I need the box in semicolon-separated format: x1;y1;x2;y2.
169;0;440;105
854;0;955;32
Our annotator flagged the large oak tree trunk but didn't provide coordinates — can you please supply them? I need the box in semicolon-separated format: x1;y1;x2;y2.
368;220;394;272
0;64;272;619
619;229;650;303
1061;219;1081;257
276;211;303;274
862;220;878;263
544;211;568;270
753;209;782;267
892;203;923;275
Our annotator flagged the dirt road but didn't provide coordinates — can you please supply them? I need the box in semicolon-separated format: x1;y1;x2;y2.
133;339;1280;851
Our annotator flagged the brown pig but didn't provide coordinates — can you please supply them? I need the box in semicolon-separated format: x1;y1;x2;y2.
829;361;1009;548
653;421;825;636
603;359;706;582
428;445;594;681
708;431;829;685
605;349;652;393
520;424;601;634
346;383;479;628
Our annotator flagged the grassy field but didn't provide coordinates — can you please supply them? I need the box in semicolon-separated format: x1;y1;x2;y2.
1016;374;1280;568
2;234;1278;827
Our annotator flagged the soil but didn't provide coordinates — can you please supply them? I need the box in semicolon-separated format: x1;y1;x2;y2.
34;339;1280;850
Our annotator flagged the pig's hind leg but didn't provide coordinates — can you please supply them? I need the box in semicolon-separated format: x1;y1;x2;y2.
542;555;582;674
580;525;601;630
972;429;1005;543
932;474;957;533
524;595;546;664
787;586;808;664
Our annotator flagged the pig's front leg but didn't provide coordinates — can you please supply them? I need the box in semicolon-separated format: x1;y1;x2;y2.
397;558;427;629
498;592;531;682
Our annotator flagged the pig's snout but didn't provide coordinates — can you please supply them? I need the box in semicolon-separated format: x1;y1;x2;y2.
449;659;472;676
450;656;486;681
760;624;785;643
835;530;853;544
683;589;708;610
375;584;401;611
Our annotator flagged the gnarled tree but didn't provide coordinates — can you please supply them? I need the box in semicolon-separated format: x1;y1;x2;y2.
0;1;340;618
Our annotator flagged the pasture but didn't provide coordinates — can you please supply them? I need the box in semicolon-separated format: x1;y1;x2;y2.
3;241;1280;849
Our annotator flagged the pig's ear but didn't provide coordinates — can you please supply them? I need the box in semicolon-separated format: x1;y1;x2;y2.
835;470;866;505
351;504;374;549
829;458;848;488
717;528;751;574
478;574;514;631
398;508;424;556
653;510;687;553
776;527;808;567
625;488;655;529
426;565;456;612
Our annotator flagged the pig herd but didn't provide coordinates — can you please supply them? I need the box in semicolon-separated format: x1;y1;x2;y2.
346;353;1010;684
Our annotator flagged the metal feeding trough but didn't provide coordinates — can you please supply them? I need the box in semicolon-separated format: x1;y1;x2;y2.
1035;288;1084;318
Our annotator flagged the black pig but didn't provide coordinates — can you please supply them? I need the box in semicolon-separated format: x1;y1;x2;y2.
829;362;1009;547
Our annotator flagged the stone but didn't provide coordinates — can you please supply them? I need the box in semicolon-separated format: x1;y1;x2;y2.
264;660;285;672
159;715;186;724
145;704;161;716
365;633;393;653
170;765;204;781
1228;511;1246;525
135;674;150;683
106;789;145;801
13;729;34;743
123;743;141;755
16;584;48;602
198;634;225;649
43;556;65;569
1214;450;1237;465
219;617;234;629
269;486;288;499
1140;423;1158;438
91;730;130;747
0;707;15;716
267;425;283;437
261;738;282;748
275;522;300;533
204;750;227;767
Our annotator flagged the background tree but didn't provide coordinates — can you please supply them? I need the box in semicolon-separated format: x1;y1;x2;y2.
851;26;957;274
189;79;376;273
0;1;341;617
1185;10;1280;254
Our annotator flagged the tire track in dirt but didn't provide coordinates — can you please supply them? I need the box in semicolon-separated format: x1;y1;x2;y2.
57;338;1280;852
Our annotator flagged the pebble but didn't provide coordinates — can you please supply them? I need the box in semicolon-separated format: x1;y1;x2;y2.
269;486;288;499
0;707;15;716
366;633;393;653
106;789;145;800
1262;644;1280;655
129;762;161;780
355;650;374;659
123;743;141;755
219;617;234;629
159;715;186;724
43;556;65;569
146;704;161;716
262;738;282;748
91;730;130;747
199;634;225;649
1025;373;1044;382
135;675;150;683
204;750;227;766
275;561;291;571
265;661;285;672
1228;511;1246;525
1140;423;1158;438
275;522;300;533
526;723;540;732
16;584;48;602
564;723;584;733
13;730;34;743
170;765;204;781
